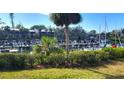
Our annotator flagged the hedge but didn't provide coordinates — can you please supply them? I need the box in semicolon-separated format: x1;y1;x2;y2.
0;53;35;70
1;47;124;70
102;47;124;59
37;50;109;67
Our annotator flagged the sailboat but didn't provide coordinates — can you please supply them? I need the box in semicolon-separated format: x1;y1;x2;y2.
112;30;122;48
99;16;111;48
100;16;122;48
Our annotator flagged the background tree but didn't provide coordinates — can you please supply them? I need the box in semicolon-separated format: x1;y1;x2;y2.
3;26;11;31
0;18;5;30
0;18;5;25
16;24;24;29
89;30;96;36
50;13;82;58
69;26;86;41
121;28;124;34
9;13;15;29
109;30;120;45
30;25;46;30
16;24;29;32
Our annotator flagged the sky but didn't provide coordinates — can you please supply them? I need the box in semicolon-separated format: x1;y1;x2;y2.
0;13;124;32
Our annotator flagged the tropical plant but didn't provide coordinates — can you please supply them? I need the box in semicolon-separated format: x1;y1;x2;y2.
41;36;57;55
49;13;82;59
32;45;42;54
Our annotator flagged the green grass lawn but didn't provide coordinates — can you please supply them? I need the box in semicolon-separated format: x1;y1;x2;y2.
0;59;124;79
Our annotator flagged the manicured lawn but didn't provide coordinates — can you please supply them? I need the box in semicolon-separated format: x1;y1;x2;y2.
0;59;124;79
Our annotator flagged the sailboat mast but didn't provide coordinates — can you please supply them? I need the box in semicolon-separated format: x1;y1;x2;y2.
116;30;122;47
99;25;101;45
115;30;117;45
105;16;107;45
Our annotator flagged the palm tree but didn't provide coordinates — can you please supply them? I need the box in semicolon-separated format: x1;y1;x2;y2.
9;13;14;29
42;36;57;55
49;13;82;58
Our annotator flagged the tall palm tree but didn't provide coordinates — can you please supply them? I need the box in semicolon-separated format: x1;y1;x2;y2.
9;13;14;29
50;13;82;58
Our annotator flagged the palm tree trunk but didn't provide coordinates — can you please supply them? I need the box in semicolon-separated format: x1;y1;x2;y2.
64;26;69;60
9;13;14;29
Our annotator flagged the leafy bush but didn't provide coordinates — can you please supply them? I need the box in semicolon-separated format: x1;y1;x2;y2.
32;45;42;54
34;54;46;65
49;47;64;54
69;51;87;66
33;45;65;56
25;54;36;68
39;50;109;67
0;48;117;70
0;53;35;70
103;47;124;59
46;53;66;67
69;50;109;67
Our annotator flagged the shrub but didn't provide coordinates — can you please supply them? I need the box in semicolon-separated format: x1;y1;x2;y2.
49;47;64;54
103;47;124;59
34;54;45;65
25;54;36;68
69;51;87;66
10;54;27;69
0;49;113;70
69;50;109;67
41;50;109;68
32;45;42;54
46;53;66;67
0;53;35;70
